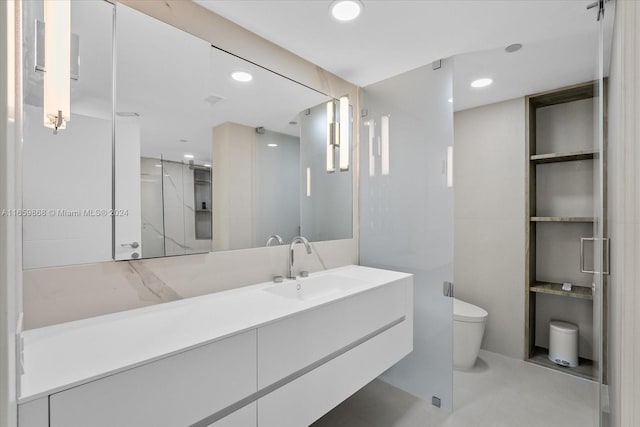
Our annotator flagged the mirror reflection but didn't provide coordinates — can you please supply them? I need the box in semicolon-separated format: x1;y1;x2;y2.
115;5;353;260
21;1;353;269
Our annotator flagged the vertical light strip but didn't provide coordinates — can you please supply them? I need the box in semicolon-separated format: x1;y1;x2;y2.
43;0;71;131
381;115;390;176
368;120;375;177
306;167;311;197
339;96;349;171
447;146;454;188
326;100;335;172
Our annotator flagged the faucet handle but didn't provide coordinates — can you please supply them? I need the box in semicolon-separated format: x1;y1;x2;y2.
300;271;309;278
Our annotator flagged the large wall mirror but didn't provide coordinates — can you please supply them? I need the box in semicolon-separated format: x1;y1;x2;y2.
21;1;353;268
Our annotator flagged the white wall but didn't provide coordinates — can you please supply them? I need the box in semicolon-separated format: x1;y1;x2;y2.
453;98;526;360
607;2;640;426
22;106;113;268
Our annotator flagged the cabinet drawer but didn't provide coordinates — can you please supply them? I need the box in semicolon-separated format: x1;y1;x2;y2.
50;330;257;427
205;403;256;427
258;319;411;427
257;280;406;388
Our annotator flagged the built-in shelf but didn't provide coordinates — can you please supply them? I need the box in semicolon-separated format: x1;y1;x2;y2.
528;346;595;381
525;81;606;382
529;281;593;300
195;209;211;213
530;216;594;223
194;179;211;185
530;149;599;164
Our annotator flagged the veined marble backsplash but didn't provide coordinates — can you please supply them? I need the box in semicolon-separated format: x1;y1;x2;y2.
22;239;357;330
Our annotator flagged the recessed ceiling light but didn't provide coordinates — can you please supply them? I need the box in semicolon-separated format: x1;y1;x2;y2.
448;97;453;103
267;143;278;148
204;164;211;168
231;71;253;82
505;43;523;53
155;164;162;168
471;78;493;88
179;138;188;143
289;121;298;125
331;0;363;22
184;154;194;159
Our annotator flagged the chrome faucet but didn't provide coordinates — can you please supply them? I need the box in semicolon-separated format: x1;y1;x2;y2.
266;234;284;246
288;236;312;279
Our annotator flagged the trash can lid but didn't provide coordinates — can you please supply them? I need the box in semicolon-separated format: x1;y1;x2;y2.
550;320;578;333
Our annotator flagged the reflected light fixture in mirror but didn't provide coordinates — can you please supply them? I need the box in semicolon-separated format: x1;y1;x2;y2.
44;0;71;133
331;0;363;22
470;78;493;88
326;100;336;172
326;97;350;173
381;115;390;176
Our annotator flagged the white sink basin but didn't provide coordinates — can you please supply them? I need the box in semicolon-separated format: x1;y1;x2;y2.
263;274;366;301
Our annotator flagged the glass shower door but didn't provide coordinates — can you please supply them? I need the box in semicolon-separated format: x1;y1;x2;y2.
591;2;615;425
359;59;454;409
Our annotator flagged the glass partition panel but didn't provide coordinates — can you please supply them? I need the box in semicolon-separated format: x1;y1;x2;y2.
360;59;454;409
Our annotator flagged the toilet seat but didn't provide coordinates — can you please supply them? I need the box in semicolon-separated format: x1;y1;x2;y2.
453;298;488;323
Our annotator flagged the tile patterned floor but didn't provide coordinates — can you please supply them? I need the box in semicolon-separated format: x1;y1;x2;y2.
312;350;599;427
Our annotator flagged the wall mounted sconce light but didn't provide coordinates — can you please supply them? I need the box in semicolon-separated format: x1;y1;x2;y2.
326;96;350;173
339;96;349;171
43;0;71;134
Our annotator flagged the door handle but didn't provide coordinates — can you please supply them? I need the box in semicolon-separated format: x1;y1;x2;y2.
121;241;139;249
580;237;610;275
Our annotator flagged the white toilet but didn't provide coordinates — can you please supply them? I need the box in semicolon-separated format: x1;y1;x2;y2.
453;298;488;370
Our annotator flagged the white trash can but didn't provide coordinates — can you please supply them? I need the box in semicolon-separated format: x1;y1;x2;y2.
548;320;578;368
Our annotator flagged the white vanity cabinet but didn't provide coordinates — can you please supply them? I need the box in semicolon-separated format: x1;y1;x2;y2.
257;281;406;389
256;282;411;427
18;266;413;427
49;330;257;427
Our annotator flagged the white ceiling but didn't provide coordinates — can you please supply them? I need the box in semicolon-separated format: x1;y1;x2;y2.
196;0;613;111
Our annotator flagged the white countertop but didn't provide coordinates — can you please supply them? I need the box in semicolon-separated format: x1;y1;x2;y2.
19;265;411;403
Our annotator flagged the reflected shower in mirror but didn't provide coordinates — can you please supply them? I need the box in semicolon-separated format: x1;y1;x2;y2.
115;4;353;260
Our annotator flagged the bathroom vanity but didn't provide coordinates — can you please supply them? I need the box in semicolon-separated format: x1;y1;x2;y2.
17;265;413;427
